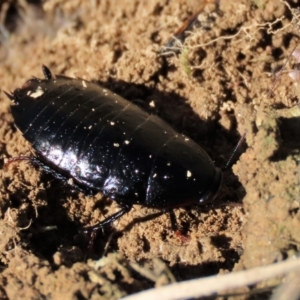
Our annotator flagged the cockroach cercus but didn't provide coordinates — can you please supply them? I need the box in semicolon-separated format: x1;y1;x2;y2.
5;66;242;233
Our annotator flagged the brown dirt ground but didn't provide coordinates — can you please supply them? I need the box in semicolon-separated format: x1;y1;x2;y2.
0;0;299;299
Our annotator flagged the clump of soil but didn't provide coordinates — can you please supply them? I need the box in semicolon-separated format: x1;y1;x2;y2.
0;0;299;299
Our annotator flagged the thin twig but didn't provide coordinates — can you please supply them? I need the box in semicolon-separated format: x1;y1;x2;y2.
122;256;300;300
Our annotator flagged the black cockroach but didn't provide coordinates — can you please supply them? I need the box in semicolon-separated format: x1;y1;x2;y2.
5;66;224;232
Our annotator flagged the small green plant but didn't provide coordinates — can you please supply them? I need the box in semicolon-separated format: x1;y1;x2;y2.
180;46;192;76
251;0;266;9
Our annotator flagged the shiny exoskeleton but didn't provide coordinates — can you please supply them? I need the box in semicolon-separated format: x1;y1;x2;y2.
6;66;222;231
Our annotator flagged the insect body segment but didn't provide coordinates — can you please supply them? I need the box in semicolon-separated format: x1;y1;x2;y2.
7;66;222;231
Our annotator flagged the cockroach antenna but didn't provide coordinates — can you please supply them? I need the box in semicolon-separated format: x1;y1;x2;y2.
223;133;246;171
